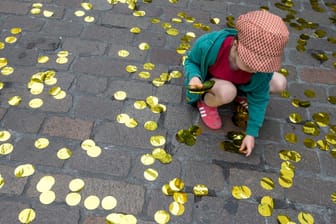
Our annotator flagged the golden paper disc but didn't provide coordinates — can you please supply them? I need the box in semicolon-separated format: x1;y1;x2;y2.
231;185;252;199
0;174;4;189
0;143;14;155
57;147;72;160
56;57;69;64
0;82;4;90
125;118;138;128
44;77;57;85
162;184;174;196
0;130;11;142
130;27;141;34
297;212;314;224
133;10;146;17
140;154;155;166
8;96;22;106
166;28;179;36
193;184;208;196
125;65;137;73
173;192;188;204
84;16;95;23
29;81;44;95
0;57;8;68
81;139;96;150
49;86;62;96
87;146;102;158
74;10;85;17
169;201;185;216
84;195;100;210
144;121;158;131
69;178;85;192
138;71;151;79
14;164;35;178
10;27;22;35
101;196;117;210
18;208;36;224
260;177;275;190
154;210;170;224
152;148;167;160
43;10;54;17
29;98;43;109
116;113;130;124
138;42;150;50
37;55;49;64
278;176;293;188
5;36;17;44
1;66;14;75
65;192;81;206
118;50;130;57
81;2;93;10
53;90;66;100
30;8;41;15
114;91;127;100
57;51;69;57
258;203;273;217
0;42;4;50
36;175;55;192
133;100;147;109
277;215;292;224
144;168;158;181
150;135;166;147
39;190;56;204
169;178;185;191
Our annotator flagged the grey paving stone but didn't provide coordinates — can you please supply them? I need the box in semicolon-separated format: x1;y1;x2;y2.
156;84;183;104
74;95;123;120
107;44;148;62
33;204;80;224
81;25;132;44
149;48;181;66
1;15;45;31
0;47;38;66
75;74;108;94
300;68;336;85
94;121;167;149
56;0;82;8
101;13;150;29
41;116;93;140
0;1;30;15
0;165;27;195
2;109;45;134
42;20;84;37
10;136;66;168
19;32;61;51
319;152;336;179
62;37;107;56
68;145;132;177
0;200;29;224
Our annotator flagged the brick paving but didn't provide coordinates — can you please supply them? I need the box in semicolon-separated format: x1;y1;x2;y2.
0;0;335;224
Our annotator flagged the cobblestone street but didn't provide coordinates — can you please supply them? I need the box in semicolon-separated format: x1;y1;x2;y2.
0;0;335;223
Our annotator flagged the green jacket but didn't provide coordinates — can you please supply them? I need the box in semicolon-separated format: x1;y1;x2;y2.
184;28;273;137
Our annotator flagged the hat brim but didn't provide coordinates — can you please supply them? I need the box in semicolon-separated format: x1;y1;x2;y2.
237;43;282;73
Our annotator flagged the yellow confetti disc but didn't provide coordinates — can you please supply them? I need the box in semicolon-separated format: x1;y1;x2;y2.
0;42;4;50
30;7;41;15
331;149;336;159
231;185;252;199
84;195;100;210
101;196;117;210
138;42;150;50
261;195;274;208
278;176;293;188
193;184;208;196
169;201;185;216
134;100;147;109
69;178;85;192
44;77;57;86
14;164;35;178
10;27;22;35
53;90;67;100
125;65;137;73
258;203;273;217
260;177;275;190
328;96;336;104
65;192;81;206
170;70;182;78
114;91;127;100
325;133;336;145
151;104;166;113
0;174;4;189
173;192;188;204
5;36;17;44
210;17;220;24
143;62;155;70
138;71;151;79
154;210;170;224
39;190;56;204
150;135;166;147
0;130;11;142
152;78;166;87
303;138;316;148
288;112;302;124
0;82;4;90
29;81;44;95
169;178;185;192
8;95;22;106
331;192;336;203
57;147;72;160
144;168;158;181
0;57;8;68
166;28;179;36
277;214;292;224
36;175;55;192
43;10;54;17
130;27;141;34
116;113;130;124
140;153;155;166
144;121;158;131
57;50;69;57
1;66;14;75
49;86;61;96
312;112;329;127
32;3;43;8
125;118;138;128
34;138;49;149
74;10;85;17
151;18;161;23
0;143;14;155
81;2;93;10
162;184;174;196
56;57;68;64
81;139;96;151
29;98;43;109
133;10;146;17
284;132;298;144
152;148;167;160
84;16;95;23
297;212;314;224
87;145;102;158
18;208;36;224
106;213;137;224
118;50;130;57
37;55;49;64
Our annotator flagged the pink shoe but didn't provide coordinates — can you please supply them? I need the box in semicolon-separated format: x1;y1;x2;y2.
197;100;222;129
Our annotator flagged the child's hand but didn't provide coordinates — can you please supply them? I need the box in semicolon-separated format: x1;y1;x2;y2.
239;135;255;157
188;77;203;89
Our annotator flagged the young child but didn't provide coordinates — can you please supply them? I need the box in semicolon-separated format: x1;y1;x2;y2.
184;10;289;156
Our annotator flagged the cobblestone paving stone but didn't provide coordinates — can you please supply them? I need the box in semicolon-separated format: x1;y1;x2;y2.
0;0;335;224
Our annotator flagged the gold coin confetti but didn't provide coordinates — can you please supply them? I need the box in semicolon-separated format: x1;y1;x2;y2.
86;145;102;158
173;192;188;204
14;164;35;178
143;62;155;70
162;184;174;196
130;27;141;34
39;190;56;204
48;86;62;96
18;208;36;224
8;95;22;106
1;66;14;75
0;82;4;90
37;55;49;64
114;91;127;100
36;175;55;192
0;57;8;68
138;71;151;79
116;113;130;124
277;214;293;224
125;65;137;73
43;10;54;17
0;130;11;142
297;212;314;224
304;89;316;98
138;42;150;50
193;184;208;196
285;132;298;144
84;195;100;210
118;50;130;57
56;57;68;64
10;27;22;35
144;121;158;131
5;36;17;44
69;178;85;192
74;10;85;17
53;90;66;99
0;42;4;50
260;177;275;190
133;10;146;17
125;118;138;128
29;98;43;109
65;192;81;206
30;7;41;15
231;185;252;199
101;196;117;210
106;213;137;224
144;168;158;181
154;210;170;224
134;100;147;109
84;16;95;23
288;112;302;124
0;174;4;189
140;153;155;166
57;147;72;160
81;139;96;151
303;138;316;148
81;2;93;10
331;192;336;203
169;201;185;216
166;28;179;36
150;135;166;147
328;96;336;104
169;178;184;192
0;143;14;155
152;148;168;163
313;112;329;127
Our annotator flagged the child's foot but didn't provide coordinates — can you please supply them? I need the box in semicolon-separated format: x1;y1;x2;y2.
197;100;222;129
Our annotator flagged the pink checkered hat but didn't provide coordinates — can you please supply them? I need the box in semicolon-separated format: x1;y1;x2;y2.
236;10;289;73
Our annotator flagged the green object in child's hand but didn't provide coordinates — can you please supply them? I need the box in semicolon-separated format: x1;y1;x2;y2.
188;80;215;94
